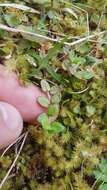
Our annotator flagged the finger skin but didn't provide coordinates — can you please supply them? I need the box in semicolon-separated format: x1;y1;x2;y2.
0;101;23;149
0;65;48;123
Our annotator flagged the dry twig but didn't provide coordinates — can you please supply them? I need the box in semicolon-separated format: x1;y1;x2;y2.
0;131;28;189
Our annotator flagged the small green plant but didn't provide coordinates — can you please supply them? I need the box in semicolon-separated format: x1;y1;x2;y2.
37;113;65;135
94;158;107;190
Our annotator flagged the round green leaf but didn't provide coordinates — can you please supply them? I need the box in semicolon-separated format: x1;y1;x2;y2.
37;96;50;108
41;79;50;92
50;122;65;133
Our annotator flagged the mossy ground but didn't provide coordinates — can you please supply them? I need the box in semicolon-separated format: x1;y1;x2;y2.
0;0;107;190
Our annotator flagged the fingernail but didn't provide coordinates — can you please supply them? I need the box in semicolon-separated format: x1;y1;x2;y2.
0;102;23;149
0;102;23;131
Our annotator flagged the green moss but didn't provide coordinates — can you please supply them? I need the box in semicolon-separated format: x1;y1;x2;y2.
0;0;107;189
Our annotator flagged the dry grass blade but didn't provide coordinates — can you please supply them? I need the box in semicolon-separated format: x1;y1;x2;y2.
69;86;89;94
1;133;26;158
69;30;107;46
72;4;90;36
63;8;78;19
97;2;107;30
0;24;60;42
0;131;28;189
0;24;106;46
0;3;39;14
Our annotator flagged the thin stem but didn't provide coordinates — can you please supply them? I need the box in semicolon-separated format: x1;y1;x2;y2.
1;133;25;157
0;24;106;46
0;131;28;189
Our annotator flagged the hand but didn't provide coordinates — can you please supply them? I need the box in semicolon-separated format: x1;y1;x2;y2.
0;65;49;149
0;64;49;123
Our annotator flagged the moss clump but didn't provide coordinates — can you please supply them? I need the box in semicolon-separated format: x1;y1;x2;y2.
0;0;107;189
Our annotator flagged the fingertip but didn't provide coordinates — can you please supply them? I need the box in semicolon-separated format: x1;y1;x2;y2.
0;102;23;149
